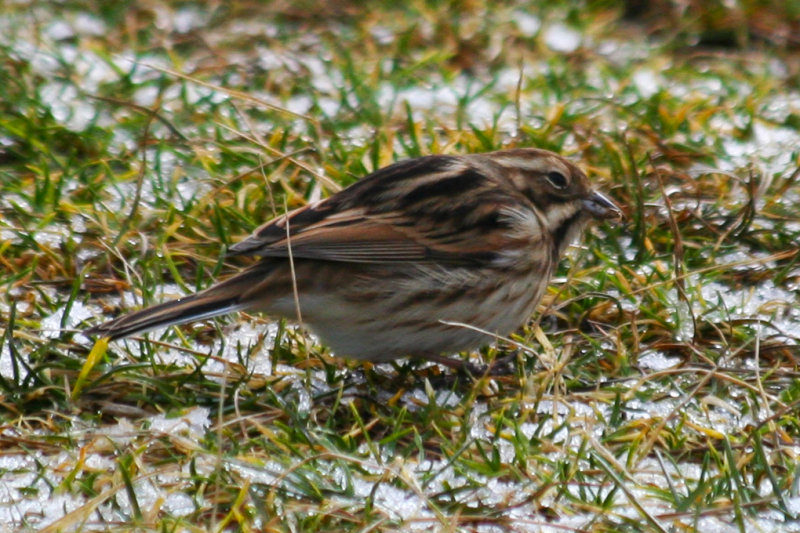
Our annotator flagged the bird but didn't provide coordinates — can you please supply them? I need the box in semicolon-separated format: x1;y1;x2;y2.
84;148;621;370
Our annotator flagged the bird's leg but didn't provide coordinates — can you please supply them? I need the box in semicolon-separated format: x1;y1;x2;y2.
416;352;516;376
486;351;519;375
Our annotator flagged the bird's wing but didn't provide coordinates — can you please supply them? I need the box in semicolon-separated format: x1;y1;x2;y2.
227;155;541;265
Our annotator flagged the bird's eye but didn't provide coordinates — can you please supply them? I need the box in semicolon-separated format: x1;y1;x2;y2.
546;171;569;190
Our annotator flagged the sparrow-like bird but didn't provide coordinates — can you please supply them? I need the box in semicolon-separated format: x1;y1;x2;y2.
85;148;621;369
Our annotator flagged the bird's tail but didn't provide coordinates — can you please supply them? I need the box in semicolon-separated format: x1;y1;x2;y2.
83;264;269;340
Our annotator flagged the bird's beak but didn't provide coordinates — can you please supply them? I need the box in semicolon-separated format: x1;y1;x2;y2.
583;191;622;220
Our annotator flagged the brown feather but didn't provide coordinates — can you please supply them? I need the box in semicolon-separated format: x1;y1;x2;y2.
85;148;621;366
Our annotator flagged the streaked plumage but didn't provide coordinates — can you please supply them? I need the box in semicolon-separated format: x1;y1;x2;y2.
85;148;620;368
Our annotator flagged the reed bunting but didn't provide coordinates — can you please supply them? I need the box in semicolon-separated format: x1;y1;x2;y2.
85;148;621;369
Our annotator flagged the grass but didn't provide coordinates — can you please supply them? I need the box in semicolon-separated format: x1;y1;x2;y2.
1;1;800;531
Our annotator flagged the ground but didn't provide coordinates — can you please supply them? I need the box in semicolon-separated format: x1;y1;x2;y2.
1;1;799;531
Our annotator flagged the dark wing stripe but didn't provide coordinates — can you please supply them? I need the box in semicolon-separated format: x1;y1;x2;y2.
227;153;527;266
336;156;459;205
398;169;486;208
